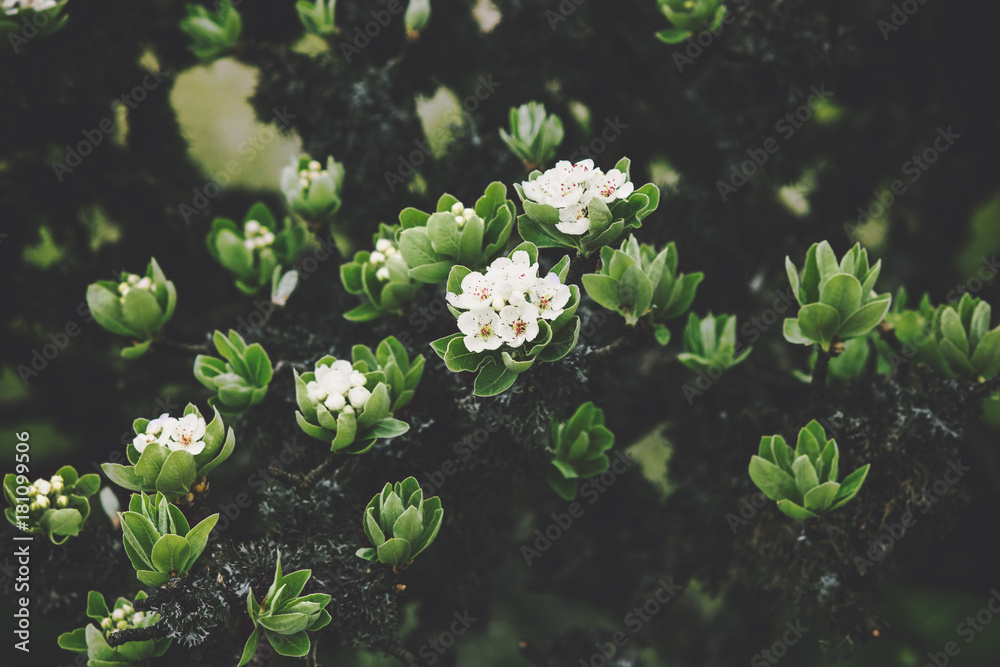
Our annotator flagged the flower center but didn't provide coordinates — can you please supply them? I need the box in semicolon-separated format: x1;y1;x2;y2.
478;324;494;338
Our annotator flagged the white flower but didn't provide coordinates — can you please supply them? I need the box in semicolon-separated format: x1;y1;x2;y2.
31;496;49;510
146;413;170;436
348;386;372;409
529;274;572;320
447;272;495;310
324;393;347;412
342;405;355;415
521;169;584;209
486;250;538;295
330;360;353;374
375;239;393;253
585;168;634;203
162;414;207;456
133;433;157;453
458;308;504;353
350;371;367;387
34;479;51;496
555;202;591;235
243;239;255;251
127;274;140;285
498;299;540;348
306;380;326;403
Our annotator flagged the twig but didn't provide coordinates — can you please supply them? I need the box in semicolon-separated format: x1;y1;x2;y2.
156;338;210;354
587;331;637;360
385;645;418;664
270;452;341;489
812;347;831;397
106;623;169;647
972;374;1000;397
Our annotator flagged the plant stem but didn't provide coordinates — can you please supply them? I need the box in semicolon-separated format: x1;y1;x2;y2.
106;624;169;647
812;347;831;397
385;645;418;664
972;374;1000;397
588;328;637;360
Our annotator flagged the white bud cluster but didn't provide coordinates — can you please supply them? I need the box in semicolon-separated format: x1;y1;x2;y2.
371;238;400;282
297;159;329;192
242;219;276;251
449;201;481;229
306;359;371;416
27;474;69;512
101;603;154;637
117;272;154;299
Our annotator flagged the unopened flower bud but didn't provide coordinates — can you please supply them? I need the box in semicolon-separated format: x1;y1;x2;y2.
244;220;261;234
450;202;464;216
34;479;51;496
324;393;346;412
136;277;152;290
56;495;69;507
309;160;321;171
101;618;112;630
376;267;390;281
350;371;366;387
369;251;386;264
348;386;371;409
112;609;125;621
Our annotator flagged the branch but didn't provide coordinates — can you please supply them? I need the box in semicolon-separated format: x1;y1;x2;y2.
972;374;1000;397
106;623;169;647
876;321;904;357
587;328;639;360
385;645;418;664
811;347;831;398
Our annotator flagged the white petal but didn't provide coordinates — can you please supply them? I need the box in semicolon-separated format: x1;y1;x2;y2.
556;219;591;235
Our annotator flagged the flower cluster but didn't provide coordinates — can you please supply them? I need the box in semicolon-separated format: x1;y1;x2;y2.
305;359;373;416
3;0;58;14
5;465;100;543
241;219;275;251
521;159;634;235
116;272;155;300
26;474;67;510
132;412;207;456
280;155;345;224
370;237;403;282
448;201;479;229
447;250;571;352
99;602;157;636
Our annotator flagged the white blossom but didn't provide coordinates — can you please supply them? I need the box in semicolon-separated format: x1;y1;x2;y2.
161;414;207;456
555;202;591;235
146;413;170;436
529;274;572;320
133;433;157;453
585;168;634;203
458;308;504;353
447;272;496;310
498;299;540;347
348;386;372;409
324;393;346;412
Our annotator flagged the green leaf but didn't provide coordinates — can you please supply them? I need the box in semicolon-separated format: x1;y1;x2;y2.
748;456;798;502
57;627;89;653
830;464;871;510
457;214;486;267
776;499;819;520
183;514;219;570
654;323;671;346
376;537;412;566
121;339;153;359
259;613;311;635
266;629;311;657
392;506;424;546
151;534;190;575
474;360;519;397
155;451;197;498
804;481;840;512
344;302;382;322
238;626;261;667
819;274;863;320
368;418;410;439
940;307;970;357
792;455;819;497
122;287;163;339
86;283;136;337
581;274;623;311
244;344;273;387
797;303;841;346
939;337;975;376
971;328;1000;375
87;590;111;620
137;570;171;586
444;336;490;373
837;297;891;338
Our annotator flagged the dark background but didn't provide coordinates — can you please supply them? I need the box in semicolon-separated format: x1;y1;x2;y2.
2;0;1000;665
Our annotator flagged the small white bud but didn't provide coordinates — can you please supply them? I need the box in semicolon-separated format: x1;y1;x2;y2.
243;239;255;251
118;283;130;294
56;495;69;508
492;296;506;311
375;239;392;253
136;277;152;290
132;613;145;625
376;267;390;281
117;620;128;631
27;485;38;498
299;169;309;177
348;386;371;409
308;160;321;171
100;618;112;630
450;202;464;216
50;475;64;493
34;479;51;496
350;371;366;387
244;220;261;234
341;405;355;415
299;177;309;188
324;393;346;412
369;251;386;264
384;246;397;257
111;609;125;621
122;604;133;614
127;274;140;285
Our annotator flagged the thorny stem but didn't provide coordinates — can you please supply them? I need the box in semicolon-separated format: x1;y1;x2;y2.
106;624;169;647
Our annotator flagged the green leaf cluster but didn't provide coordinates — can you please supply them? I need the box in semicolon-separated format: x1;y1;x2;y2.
907;294;1000;379
293;358;410;454
783;241;891;352
351;336;426;412
748;420;870;520
341;223;420;321
4;465;100;544
179;2;242;60
356;477;443;567
397;183;517;283
86;257;177;358
547;402;616;500
57;591;171;666
280;155;345;224
515;157;660;257
677;312;751;372
194;330;273;415
431;244;581;397
296;0;337;36
238;552;332;666
101;404;236;500
118;492;219;586
499;102;564;169
655;0;726;43
206;202;308;295
582;235;702;338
